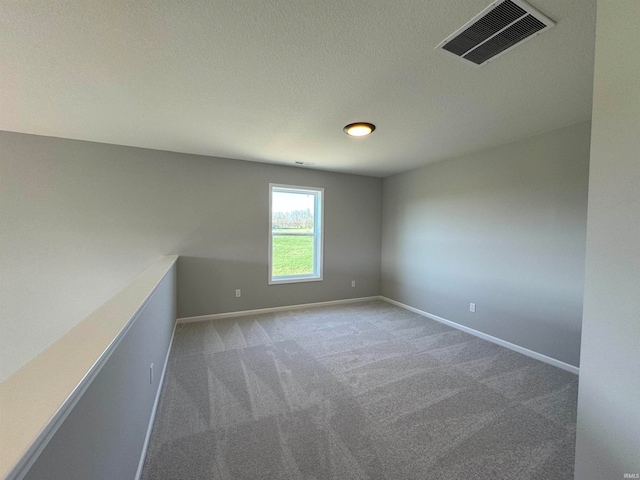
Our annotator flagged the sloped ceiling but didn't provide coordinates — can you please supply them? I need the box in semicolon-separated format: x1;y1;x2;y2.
0;0;596;177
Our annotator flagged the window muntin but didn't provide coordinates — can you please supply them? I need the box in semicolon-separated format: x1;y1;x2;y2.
269;184;323;284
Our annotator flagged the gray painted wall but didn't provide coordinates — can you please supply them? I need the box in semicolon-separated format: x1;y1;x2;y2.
574;1;640;477
23;262;176;480
381;122;591;367
176;167;382;318
0;132;382;380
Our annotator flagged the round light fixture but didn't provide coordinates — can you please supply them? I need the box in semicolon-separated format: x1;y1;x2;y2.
344;122;376;137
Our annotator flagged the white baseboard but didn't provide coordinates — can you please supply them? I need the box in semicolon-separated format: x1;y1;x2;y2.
177;295;579;375
380;296;579;375
134;320;178;480
177;296;381;324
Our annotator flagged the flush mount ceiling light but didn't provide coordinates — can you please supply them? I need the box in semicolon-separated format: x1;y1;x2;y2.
344;122;376;137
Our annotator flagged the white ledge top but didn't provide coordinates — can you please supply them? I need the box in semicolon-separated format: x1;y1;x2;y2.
0;255;178;480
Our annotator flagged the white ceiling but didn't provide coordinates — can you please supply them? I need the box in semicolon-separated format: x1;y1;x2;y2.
0;0;596;177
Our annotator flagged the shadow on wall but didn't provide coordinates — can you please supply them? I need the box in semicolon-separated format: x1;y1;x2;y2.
177;256;377;319
177;256;265;318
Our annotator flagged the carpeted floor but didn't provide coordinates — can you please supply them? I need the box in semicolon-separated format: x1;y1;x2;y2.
141;300;578;480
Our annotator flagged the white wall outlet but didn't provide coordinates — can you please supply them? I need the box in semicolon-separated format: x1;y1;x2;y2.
235;289;241;298
351;280;356;287
150;363;154;384
469;303;476;313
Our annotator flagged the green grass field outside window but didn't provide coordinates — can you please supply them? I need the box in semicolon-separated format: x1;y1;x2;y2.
272;235;314;276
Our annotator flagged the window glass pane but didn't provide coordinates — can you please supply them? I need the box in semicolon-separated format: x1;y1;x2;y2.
269;184;322;283
272;235;314;276
272;191;315;233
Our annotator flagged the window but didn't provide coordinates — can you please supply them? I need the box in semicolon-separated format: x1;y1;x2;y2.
269;184;323;284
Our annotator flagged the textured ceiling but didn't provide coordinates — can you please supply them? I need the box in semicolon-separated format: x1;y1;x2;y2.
0;0;596;177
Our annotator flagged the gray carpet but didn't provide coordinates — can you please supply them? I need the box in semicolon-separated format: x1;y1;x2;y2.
141;301;578;480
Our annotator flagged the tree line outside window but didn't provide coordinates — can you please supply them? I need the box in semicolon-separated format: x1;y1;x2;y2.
272;209;313;230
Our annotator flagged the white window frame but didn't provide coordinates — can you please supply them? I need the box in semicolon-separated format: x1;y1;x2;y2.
269;184;324;285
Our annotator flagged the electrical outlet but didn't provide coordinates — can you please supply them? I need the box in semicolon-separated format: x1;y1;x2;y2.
150;363;154;384
235;289;241;298
351;280;356;287
469;303;476;313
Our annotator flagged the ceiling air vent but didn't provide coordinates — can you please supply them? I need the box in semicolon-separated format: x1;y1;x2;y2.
435;0;555;67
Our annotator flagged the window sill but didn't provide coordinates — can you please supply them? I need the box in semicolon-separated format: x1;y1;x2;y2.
269;276;323;285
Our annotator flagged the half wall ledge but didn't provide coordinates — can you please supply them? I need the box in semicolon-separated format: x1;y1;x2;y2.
0;255;178;480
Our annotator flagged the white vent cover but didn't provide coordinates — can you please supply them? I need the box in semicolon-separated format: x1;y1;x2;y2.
435;0;555;67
